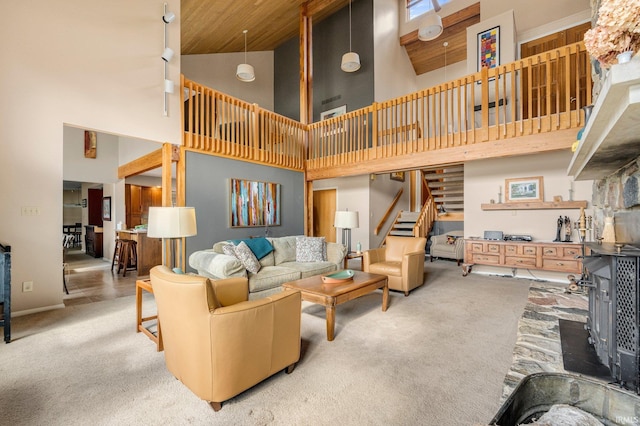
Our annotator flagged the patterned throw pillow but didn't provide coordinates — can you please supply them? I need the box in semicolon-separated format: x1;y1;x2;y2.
446;235;458;245
234;241;261;274
222;243;237;258
296;236;326;262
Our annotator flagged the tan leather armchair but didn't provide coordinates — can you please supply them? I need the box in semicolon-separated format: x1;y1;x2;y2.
362;236;427;296
150;265;301;412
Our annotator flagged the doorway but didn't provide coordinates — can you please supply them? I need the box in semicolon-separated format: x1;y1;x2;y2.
313;189;337;242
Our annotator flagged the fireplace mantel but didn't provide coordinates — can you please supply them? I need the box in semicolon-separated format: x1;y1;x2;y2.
568;60;640;180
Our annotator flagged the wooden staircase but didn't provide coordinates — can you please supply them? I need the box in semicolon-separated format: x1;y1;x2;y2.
389;211;421;237
422;164;464;216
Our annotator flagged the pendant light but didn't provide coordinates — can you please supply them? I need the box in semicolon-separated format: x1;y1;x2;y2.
418;0;443;41
341;0;361;72
236;30;255;82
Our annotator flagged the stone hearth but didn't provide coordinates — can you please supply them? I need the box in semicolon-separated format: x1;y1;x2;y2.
501;282;589;402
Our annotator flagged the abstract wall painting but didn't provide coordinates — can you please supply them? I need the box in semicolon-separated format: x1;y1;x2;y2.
478;26;500;71
230;178;281;227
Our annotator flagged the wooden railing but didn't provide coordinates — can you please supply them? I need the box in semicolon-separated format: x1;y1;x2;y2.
182;76;306;171
413;195;436;239
306;42;591;174
181;42;591;177
374;189;404;236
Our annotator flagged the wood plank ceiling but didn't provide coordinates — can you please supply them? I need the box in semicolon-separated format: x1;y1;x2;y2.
181;0;350;54
181;0;479;76
400;2;480;75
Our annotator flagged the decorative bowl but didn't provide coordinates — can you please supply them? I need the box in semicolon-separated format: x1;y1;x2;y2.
321;269;354;284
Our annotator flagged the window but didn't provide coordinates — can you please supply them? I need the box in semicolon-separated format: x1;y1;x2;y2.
406;0;451;21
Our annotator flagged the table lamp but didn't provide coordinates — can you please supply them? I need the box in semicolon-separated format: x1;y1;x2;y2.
334;210;359;254
148;207;197;272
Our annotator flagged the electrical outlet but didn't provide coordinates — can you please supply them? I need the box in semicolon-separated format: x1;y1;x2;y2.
22;281;33;292
21;206;40;216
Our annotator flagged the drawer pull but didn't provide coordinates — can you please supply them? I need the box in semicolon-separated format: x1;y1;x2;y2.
557;262;564;266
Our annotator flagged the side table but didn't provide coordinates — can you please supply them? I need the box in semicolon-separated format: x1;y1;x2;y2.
135;279;163;351
343;252;363;269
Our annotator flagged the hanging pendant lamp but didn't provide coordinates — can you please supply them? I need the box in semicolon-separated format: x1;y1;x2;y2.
418;0;443;41
236;30;255;82
341;0;361;72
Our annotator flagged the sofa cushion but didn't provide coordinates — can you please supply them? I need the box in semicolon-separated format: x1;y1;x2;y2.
230;237;274;260
272;236;298;265
235;241;261;274
248;266;300;293
280;261;337;279
295;236;326;262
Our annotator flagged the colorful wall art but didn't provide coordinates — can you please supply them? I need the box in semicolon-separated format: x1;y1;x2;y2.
230;179;281;227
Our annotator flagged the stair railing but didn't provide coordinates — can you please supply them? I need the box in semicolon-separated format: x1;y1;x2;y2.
413;194;437;238
374;188;404;236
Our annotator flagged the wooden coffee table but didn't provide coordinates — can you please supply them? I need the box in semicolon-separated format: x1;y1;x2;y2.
282;271;388;341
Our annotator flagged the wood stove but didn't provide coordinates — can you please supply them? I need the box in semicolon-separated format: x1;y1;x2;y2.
581;243;640;392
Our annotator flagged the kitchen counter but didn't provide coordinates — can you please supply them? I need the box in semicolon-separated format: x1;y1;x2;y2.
116;229;161;276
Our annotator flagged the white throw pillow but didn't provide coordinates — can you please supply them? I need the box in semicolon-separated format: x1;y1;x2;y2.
296;236;326;262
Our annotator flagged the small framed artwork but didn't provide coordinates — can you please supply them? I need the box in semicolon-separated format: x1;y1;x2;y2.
102;196;112;221
477;26;500;72
84;130;97;158
390;171;405;182
505;176;544;202
320;105;346;120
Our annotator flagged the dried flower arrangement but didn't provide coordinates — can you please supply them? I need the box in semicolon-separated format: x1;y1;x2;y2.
584;0;640;67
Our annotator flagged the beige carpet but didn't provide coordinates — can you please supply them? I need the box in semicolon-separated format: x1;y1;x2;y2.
0;261;532;425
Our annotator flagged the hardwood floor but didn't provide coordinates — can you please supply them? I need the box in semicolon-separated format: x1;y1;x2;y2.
63;249;139;306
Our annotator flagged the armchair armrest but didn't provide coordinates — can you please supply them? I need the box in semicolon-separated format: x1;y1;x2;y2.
210;277;249;307
363;247;386;271
402;249;426;286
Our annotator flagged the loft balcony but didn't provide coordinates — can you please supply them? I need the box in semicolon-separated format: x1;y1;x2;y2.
182;41;592;180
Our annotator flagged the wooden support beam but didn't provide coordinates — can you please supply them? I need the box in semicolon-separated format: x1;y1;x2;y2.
118;149;162;179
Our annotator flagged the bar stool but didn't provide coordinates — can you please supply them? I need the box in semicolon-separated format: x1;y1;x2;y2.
111;238;123;272
117;239;138;277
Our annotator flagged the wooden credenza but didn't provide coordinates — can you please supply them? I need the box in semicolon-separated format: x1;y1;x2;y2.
463;239;584;276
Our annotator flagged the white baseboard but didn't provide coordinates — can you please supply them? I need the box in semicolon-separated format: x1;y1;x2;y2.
13;303;66;317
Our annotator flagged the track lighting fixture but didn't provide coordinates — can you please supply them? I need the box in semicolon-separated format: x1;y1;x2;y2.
162;47;174;62
162;11;175;24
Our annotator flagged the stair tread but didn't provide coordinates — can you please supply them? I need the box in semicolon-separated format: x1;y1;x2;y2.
394;224;415;229
389;230;415;236
423;171;464;179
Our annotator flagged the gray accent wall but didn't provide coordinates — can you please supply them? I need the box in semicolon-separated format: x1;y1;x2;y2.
274;0;374;121
185;151;305;269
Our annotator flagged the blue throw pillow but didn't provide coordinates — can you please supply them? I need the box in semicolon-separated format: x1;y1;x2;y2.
230;237;274;260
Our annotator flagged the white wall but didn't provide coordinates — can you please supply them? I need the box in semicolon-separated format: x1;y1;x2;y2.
373;0;418;101
0;0;181;314
181;52;275;110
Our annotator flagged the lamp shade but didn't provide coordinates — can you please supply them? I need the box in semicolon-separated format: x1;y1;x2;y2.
418;13;443;41
341;52;361;72
148;207;197;238
236;63;255;82
334;211;359;229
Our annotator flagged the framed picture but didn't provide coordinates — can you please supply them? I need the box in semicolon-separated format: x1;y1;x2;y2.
84;130;97;158
390;171;405;182
477;26;500;72
505;176;544;202
230;178;281;227
320;105;346;120
102;196;112;221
